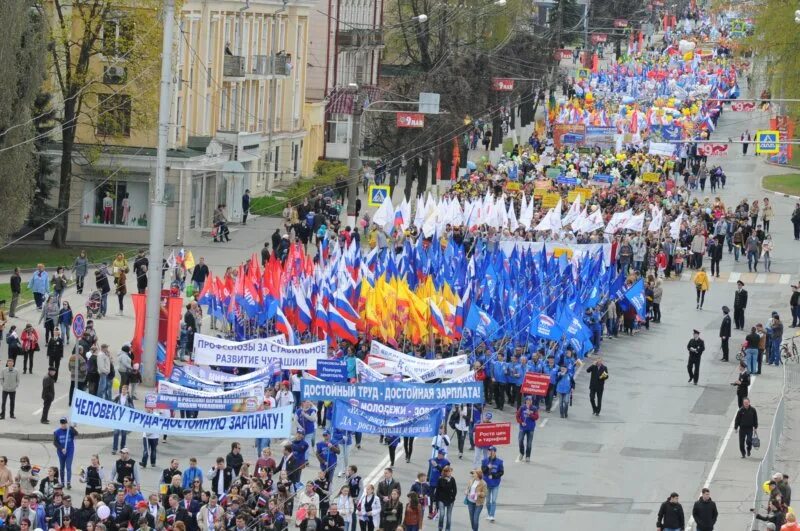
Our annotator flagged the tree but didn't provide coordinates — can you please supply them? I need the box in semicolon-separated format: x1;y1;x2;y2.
29;92;60;233
37;0;163;247
0;0;47;243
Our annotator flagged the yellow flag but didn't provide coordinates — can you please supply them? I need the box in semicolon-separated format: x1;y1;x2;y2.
184;250;196;270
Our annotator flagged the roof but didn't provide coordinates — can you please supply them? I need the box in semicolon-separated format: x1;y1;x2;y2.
325;85;383;115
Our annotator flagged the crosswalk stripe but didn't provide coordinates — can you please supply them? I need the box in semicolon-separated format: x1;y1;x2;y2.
780;274;792;285
728;272;741;284
755;274;767;284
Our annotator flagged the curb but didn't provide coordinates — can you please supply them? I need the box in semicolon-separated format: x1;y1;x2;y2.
0;430;114;442
760;175;800;201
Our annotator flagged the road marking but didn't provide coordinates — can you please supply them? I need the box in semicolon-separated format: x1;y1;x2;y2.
728;272;741;284
540;419;548;429
681;272;691;282
686;374;757;530
780;274;791;285
755;274;767;284
33;393;69;416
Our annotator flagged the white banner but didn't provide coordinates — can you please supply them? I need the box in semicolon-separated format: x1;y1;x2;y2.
648;142;676;156
369;341;469;381
193;334;326;370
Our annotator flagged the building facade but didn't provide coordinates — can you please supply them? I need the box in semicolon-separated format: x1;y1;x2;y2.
305;0;384;160
48;0;311;245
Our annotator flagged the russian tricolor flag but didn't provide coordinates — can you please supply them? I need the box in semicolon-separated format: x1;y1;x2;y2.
313;297;329;340
274;305;296;345
294;285;313;333
329;305;358;344
430;300;449;337
334;289;359;323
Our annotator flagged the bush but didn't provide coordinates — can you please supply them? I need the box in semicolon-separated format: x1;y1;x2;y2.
249;160;348;217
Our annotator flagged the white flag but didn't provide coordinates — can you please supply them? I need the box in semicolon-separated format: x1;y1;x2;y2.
669;212;683;239
562;194;582;225
647;207;663;232
549;199;563;231
622;212;645;232
582;208;605;232
534;209;554;231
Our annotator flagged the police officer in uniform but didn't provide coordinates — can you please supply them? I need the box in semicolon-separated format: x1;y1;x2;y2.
687;329;705;385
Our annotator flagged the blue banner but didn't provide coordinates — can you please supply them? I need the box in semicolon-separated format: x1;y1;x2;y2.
593;173;614;183
301;379;484;404
557;176;578;185
316;360;348;382
70;390;292;438
333;401;443;437
156;381;264;411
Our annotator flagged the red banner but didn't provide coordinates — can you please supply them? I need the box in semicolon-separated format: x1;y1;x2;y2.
730;101;757;112
161;295;183;378
553;124;586;149
474;423;512;446
613;18;629;28
131;293;147;364
697;143;729;157
555;49;572;60
521;372;551;396
590;33;608;44
396;112;424;128
492;78;514;91
131;291;183;377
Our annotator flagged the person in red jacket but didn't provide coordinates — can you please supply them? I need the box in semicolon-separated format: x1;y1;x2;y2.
20;324;40;375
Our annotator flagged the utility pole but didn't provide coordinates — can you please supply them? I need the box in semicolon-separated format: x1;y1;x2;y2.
142;0;175;387
345;90;364;228
266;0;288;190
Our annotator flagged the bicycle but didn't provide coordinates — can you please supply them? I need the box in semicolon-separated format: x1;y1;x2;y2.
781;337;799;363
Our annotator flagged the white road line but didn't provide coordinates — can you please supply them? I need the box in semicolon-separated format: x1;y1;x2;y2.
728;272;741;283
681;272;692;281
32;393;69;416
686;375;757;530
755;274;767;284
779;274;791;285
539;419;548;428
363;448;405;488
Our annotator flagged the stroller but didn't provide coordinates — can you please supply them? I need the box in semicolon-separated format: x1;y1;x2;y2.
86;290;102;318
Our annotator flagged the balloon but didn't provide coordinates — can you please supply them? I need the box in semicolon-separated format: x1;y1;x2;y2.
97;506;111;520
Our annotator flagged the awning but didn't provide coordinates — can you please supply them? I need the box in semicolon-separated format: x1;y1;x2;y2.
325;85;383;115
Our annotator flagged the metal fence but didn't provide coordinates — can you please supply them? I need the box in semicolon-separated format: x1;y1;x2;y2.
749;361;800;529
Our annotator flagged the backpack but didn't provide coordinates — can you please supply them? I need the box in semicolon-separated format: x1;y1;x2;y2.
109;361;116;380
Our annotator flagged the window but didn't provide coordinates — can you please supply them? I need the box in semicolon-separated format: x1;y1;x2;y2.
96;94;132;137
326;115;349;144
81;179;149;227
103;19;134;57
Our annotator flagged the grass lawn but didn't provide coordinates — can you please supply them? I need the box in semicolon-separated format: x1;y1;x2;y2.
0;284;32;307
0;246;132;271
249;160;346;217
763;174;800;197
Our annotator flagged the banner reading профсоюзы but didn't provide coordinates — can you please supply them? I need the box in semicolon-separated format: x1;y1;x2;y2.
192;334;326;370
301;379;484;404
70;390;292;437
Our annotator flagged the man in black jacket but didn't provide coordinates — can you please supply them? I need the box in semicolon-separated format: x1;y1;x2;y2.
41;367;56;424
165;493;190;531
735;398;759;458
586;358;609;416
161;459;182;486
719;306;732;361
376;468;401;503
734;281;748;330
209;457;233;497
656;492;684;531
226;443;244;476
733;361;750;408
687;330;705;385
692;488;718;531
278;445;301;485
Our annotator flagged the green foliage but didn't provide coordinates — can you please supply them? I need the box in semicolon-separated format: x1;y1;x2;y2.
249;161;347;217
0;0;47;244
762;174;800;196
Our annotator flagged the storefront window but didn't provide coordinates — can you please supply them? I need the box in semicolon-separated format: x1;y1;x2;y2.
81;179;149;227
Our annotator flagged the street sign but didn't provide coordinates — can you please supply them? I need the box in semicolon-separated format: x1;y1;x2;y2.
755;130;780;154
555;49;572;60
368;185;391;207
72;313;86;338
474;422;512;446
697;143;729;157
491;78;514;91
396;112;424;128
590;33;608;44
521;372;550;396
730;101;757;112
613;18;629;28
418;92;440;114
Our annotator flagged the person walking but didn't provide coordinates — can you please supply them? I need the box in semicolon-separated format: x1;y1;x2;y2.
792;202;800;240
515;396;538;462
434;466;456;531
686;329;705;385
733;361;750;408
67;347;88;406
41;367;57;424
190;258;210;294
95;264;111;318
20;323;40;375
46;328;65;380
10;267;22;317
555;365;573;419
480;447;503;523
73;250;89;295
52;266;68;304
115;267;128;316
734;281;748;330
96;345;113;401
762;234;774;272
54;417;78;489
791;285;800;328
692;488;718;531
746;232;760;272
40;295;60;343
656;492;685;531
464;469;487;531
768;312;784;366
58;301;74;345
586;357;609;416
735;398;758;458
720;306;732;362
0;358;20;419
28;264;50;310
692;267;709;310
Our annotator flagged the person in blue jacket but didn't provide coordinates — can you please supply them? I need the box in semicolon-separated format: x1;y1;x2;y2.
555;365;573;419
480;446;504;523
315;430;340;486
516;397;539;462
53;417;78;488
296;401;317;460
427;448;450;513
291;427;310;469
544;357;558;413
507;352;524;409
28;264;50;310
491;353;508;411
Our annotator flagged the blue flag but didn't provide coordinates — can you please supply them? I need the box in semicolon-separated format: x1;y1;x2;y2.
529;312;564;341
465;304;500;339
623;279;647;320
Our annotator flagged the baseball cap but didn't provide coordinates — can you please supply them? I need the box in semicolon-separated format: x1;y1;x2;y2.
488;446;497;452
59;417;68;424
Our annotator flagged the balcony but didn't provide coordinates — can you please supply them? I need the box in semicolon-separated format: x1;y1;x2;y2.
246;54;291;77
223;55;246;78
336;29;384;48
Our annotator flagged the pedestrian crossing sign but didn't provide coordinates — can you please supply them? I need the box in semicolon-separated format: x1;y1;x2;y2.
368;185;390;207
755;130;780;154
